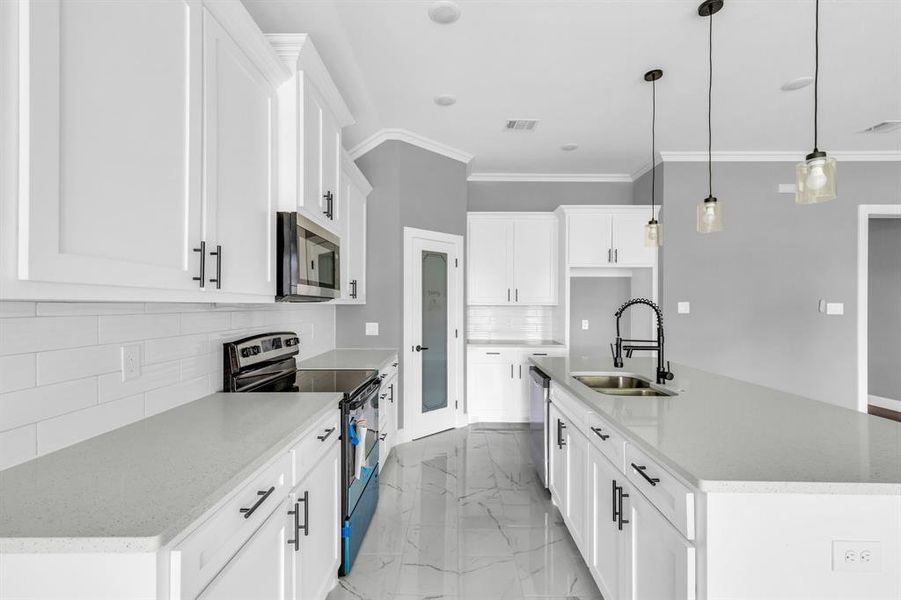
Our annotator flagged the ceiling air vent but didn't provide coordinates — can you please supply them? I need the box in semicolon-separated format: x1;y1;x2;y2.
860;120;901;134
504;119;538;132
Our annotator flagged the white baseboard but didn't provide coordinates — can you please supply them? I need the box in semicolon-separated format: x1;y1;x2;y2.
868;394;901;412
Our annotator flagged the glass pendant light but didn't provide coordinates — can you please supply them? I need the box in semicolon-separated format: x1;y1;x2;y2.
697;0;723;234
644;69;663;247
795;0;836;204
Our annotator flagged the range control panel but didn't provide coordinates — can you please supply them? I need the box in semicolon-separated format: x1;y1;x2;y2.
226;332;300;370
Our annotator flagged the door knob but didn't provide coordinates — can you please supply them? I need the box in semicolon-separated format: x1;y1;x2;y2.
415;345;429;352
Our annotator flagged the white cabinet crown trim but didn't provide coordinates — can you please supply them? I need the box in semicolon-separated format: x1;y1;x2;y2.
204;1;290;87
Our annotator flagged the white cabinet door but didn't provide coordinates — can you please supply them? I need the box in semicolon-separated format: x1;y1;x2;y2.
294;437;341;600
466;358;515;421
320;108;341;229
301;83;324;219
467;218;513;304
548;403;567;509
340;174;367;303
568;213;613;267
565;423;589;556
589;445;629;600
202;9;275;297
512;217;558;304
201;497;291;600
19;0;204;290
629;489;696;600
611;214;656;267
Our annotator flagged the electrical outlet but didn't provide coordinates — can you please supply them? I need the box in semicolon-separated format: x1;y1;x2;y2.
121;345;141;381
581;320;589;330
832;540;881;572
365;322;379;336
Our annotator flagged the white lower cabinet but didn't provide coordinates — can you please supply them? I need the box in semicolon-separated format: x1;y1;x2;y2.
588;445;629;600
201;497;292;600
548;402;566;508
628;488;696;600
292;437;341;600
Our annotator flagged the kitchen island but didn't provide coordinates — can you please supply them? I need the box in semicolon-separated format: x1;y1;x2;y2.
532;354;901;600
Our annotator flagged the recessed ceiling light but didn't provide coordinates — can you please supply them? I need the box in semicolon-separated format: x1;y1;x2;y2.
560;143;578;151
781;76;814;91
428;1;461;24
434;95;456;106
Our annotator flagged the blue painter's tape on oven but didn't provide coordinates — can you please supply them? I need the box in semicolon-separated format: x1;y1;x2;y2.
341;521;351;538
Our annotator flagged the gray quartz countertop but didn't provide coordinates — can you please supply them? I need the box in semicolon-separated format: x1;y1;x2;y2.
0;392;342;553
467;339;565;347
532;355;901;494
298;348;398;371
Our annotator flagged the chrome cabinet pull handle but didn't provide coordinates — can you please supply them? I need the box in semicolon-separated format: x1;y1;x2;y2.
631;463;660;486
608;248;612;263
617;485;630;530
507;288;511;302
299;490;309;536
615;248;618;263
208;245;222;289
192;241;206;287
515;288;519;302
379;432;387;441
317;427;335;442
239;486;274;519
287;501;300;551
611;480;619;523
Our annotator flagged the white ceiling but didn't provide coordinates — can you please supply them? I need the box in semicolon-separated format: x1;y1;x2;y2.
242;0;901;176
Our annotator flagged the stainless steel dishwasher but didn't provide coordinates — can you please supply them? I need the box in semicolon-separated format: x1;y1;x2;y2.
529;366;552;488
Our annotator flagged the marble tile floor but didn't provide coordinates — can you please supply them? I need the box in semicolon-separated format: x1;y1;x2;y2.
327;424;602;600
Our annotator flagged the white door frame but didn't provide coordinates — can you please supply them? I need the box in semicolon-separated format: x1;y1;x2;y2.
401;226;465;441
856;204;901;413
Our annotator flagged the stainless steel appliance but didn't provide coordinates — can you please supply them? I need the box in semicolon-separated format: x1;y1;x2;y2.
223;332;380;576
276;212;340;301
529;366;551;488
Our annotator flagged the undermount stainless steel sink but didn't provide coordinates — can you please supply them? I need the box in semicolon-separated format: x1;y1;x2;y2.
572;375;652;389
571;373;677;397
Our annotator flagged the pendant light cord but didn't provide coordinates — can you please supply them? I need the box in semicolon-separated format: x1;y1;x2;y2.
651;79;656;215
813;0;819;151
707;9;713;198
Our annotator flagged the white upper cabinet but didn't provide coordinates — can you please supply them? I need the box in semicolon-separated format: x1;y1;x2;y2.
467;213;558;305
269;35;354;235
336;153;371;304
11;0;204;293
562;206;658;268
3;0;289;301
202;7;279;297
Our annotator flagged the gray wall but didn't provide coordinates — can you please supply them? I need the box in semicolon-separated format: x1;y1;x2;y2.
868;218;901;401
467;180;632;211
569;277;631;358
661;161;901;410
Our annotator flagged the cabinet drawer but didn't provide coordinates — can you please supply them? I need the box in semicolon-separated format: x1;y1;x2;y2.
586;412;626;471
468;348;516;364
625;443;695;540
291;409;341;486
174;452;291;599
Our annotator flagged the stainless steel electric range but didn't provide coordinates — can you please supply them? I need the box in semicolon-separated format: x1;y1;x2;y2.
223;332;380;576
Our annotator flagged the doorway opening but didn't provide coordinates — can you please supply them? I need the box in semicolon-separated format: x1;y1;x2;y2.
857;205;901;420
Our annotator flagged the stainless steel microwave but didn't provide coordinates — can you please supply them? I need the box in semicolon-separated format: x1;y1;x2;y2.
276;212;340;301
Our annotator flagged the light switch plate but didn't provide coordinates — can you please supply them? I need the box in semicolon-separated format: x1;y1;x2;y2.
581;320;589;330
365;322;379;336
826;302;844;315
677;301;691;314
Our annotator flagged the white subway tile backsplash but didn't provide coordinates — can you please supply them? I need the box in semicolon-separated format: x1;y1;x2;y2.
466;305;559;341
0;354;36;393
0;378;98;431
0;301;335;468
98;313;180;344
0;302;36;318
145;334;210;365
36;302;144;316
0;425;37;470
36;394;145;455
0;316;98;355
145;376;211;416
37;344;121;385
98;360;180;403
180;311;230;334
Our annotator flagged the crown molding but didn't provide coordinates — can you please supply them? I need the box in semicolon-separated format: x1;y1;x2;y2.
266;33;354;127
204;1;290;88
467;172;632;183
658;150;901;162
340;150;373;195
348;128;474;164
